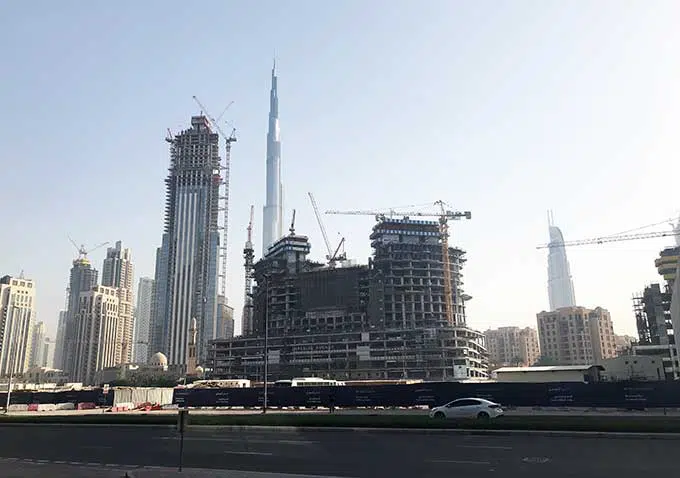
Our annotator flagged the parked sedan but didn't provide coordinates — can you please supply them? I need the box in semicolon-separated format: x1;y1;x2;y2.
429;397;504;420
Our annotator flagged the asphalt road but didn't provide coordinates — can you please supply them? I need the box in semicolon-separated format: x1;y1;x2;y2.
0;425;675;477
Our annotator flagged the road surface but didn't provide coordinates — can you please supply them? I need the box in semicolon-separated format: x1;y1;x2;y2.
0;425;674;477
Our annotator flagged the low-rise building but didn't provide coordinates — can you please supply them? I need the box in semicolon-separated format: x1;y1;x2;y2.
493;365;603;383
631;344;679;380
599;355;664;381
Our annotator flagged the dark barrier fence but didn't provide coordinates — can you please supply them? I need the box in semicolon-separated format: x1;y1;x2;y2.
172;381;680;409
0;389;113;407
3;381;680;409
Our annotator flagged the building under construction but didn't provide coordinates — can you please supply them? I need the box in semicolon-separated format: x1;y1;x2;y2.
208;216;488;381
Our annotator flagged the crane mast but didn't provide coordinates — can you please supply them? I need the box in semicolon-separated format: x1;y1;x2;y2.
242;205;255;336
308;192;346;267
191;95;236;299
325;201;471;325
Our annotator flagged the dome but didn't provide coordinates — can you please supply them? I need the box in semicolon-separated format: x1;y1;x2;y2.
195;365;204;375
150;352;168;367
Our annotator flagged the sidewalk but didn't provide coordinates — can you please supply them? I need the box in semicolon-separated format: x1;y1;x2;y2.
0;459;338;477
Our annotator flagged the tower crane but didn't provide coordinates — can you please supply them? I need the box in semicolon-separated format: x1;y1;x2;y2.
68;236;109;260
326;200;472;325
308;192;346;267
242;205;255;336
192;95;237;299
536;229;680;249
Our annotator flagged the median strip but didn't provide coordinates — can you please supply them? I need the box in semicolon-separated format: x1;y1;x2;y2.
2;413;680;433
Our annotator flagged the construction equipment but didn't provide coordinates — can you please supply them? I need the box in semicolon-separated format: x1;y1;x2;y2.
536;229;680;249
308;192;346;267
68;236;109;260
289;209;296;235
242;206;255;336
326;200;472;325
191;96;237;299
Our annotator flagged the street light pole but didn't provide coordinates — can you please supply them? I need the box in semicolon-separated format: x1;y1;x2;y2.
263;274;269;414
5;328;18;414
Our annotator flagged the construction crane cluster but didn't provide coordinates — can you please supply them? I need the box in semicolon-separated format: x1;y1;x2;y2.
325;200;471;326
308;192;346;268
68;236;109;261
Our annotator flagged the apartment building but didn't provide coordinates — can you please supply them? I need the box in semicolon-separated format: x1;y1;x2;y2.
102;241;134;364
485;326;540;367
0;276;36;376
72;285;121;385
537;306;616;365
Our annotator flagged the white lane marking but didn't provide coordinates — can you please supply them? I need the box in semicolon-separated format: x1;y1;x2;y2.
427;459;492;465
457;445;513;450
83;445;114;450
154;436;317;445
522;456;551;464
224;451;274;456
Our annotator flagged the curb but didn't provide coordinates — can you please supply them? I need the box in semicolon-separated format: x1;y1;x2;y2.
1;422;679;439
184;425;680;440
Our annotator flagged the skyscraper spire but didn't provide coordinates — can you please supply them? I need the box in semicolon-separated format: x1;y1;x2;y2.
263;60;283;255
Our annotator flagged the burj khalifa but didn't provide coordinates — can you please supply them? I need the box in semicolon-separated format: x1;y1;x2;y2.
262;62;283;256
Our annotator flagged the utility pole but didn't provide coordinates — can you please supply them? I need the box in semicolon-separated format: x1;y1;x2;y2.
263;274;270;414
5;331;18;414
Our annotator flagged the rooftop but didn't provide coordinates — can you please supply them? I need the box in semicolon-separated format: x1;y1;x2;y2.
494;365;604;373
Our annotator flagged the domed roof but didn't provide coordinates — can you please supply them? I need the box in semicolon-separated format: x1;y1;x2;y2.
195;365;204;375
150;352;168;367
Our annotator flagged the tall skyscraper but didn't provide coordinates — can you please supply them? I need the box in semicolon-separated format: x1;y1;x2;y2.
101;241;134;363
547;213;576;310
262;62;283;255
63;254;98;376
215;294;234;339
29;321;46;368
72;285;121;384
41;338;55;368
133;277;154;363
152;115;221;367
53;310;67;369
0;275;36;377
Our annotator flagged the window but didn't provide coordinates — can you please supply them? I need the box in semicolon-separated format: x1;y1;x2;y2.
447;399;479;407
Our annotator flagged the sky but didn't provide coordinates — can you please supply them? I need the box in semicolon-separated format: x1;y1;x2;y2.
2;0;680;339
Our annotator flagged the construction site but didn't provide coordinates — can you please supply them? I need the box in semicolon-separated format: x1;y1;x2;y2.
208;201;489;381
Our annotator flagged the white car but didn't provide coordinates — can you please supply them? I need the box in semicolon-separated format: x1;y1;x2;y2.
429;397;504;420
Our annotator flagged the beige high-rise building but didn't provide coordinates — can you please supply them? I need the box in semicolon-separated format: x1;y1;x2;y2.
29;321;46;368
72;285;121;385
0;275;36;377
485;326;540;367
537;306;616;365
102;241;134;364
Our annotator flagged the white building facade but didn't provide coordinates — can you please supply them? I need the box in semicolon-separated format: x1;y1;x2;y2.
72;285;121;385
102;241;134;364
0;276;36;377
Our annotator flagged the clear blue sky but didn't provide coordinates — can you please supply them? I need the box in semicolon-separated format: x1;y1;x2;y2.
2;0;680;338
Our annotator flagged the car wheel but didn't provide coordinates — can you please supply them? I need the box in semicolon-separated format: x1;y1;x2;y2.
477;411;490;421
433;411;446;419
